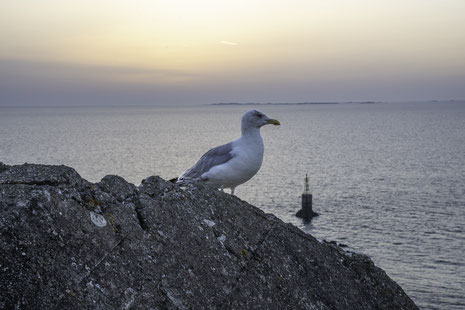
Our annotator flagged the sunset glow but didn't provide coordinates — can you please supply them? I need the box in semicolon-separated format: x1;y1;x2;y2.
1;0;464;104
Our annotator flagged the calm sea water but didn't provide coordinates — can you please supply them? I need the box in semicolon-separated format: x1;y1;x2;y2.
1;102;464;309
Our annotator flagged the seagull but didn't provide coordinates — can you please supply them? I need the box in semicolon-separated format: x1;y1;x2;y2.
176;110;280;194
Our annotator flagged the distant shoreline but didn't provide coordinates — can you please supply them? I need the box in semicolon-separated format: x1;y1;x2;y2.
209;100;465;106
210;101;378;106
0;100;462;109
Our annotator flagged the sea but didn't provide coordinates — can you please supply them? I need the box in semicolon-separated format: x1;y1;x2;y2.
1;101;464;310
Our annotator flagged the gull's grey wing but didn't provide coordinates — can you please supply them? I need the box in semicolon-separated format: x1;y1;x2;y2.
178;142;234;182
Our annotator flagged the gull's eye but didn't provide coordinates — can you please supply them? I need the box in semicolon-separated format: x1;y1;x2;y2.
257;113;262;118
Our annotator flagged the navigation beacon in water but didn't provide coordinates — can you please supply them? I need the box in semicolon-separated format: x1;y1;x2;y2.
296;173;318;219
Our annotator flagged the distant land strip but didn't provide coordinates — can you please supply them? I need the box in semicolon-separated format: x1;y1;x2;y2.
210;101;379;106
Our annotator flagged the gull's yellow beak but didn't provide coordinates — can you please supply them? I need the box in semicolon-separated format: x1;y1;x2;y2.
267;119;280;126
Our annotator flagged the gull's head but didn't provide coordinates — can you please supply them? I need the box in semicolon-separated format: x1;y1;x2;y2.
241;110;280;129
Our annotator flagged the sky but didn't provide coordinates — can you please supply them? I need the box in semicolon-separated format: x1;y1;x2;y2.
1;0;465;105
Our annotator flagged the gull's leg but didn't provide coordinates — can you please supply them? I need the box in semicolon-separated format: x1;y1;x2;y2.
231;187;236;195
220;185;225;192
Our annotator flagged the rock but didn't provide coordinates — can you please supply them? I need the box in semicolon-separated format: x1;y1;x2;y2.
0;162;9;174
0;163;419;310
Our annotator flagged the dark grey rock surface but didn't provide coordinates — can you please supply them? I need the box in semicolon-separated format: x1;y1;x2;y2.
0;163;419;310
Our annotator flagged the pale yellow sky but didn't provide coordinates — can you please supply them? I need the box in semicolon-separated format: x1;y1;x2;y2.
1;0;465;104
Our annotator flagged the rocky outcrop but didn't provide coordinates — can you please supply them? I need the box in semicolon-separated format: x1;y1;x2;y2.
0;163;418;310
